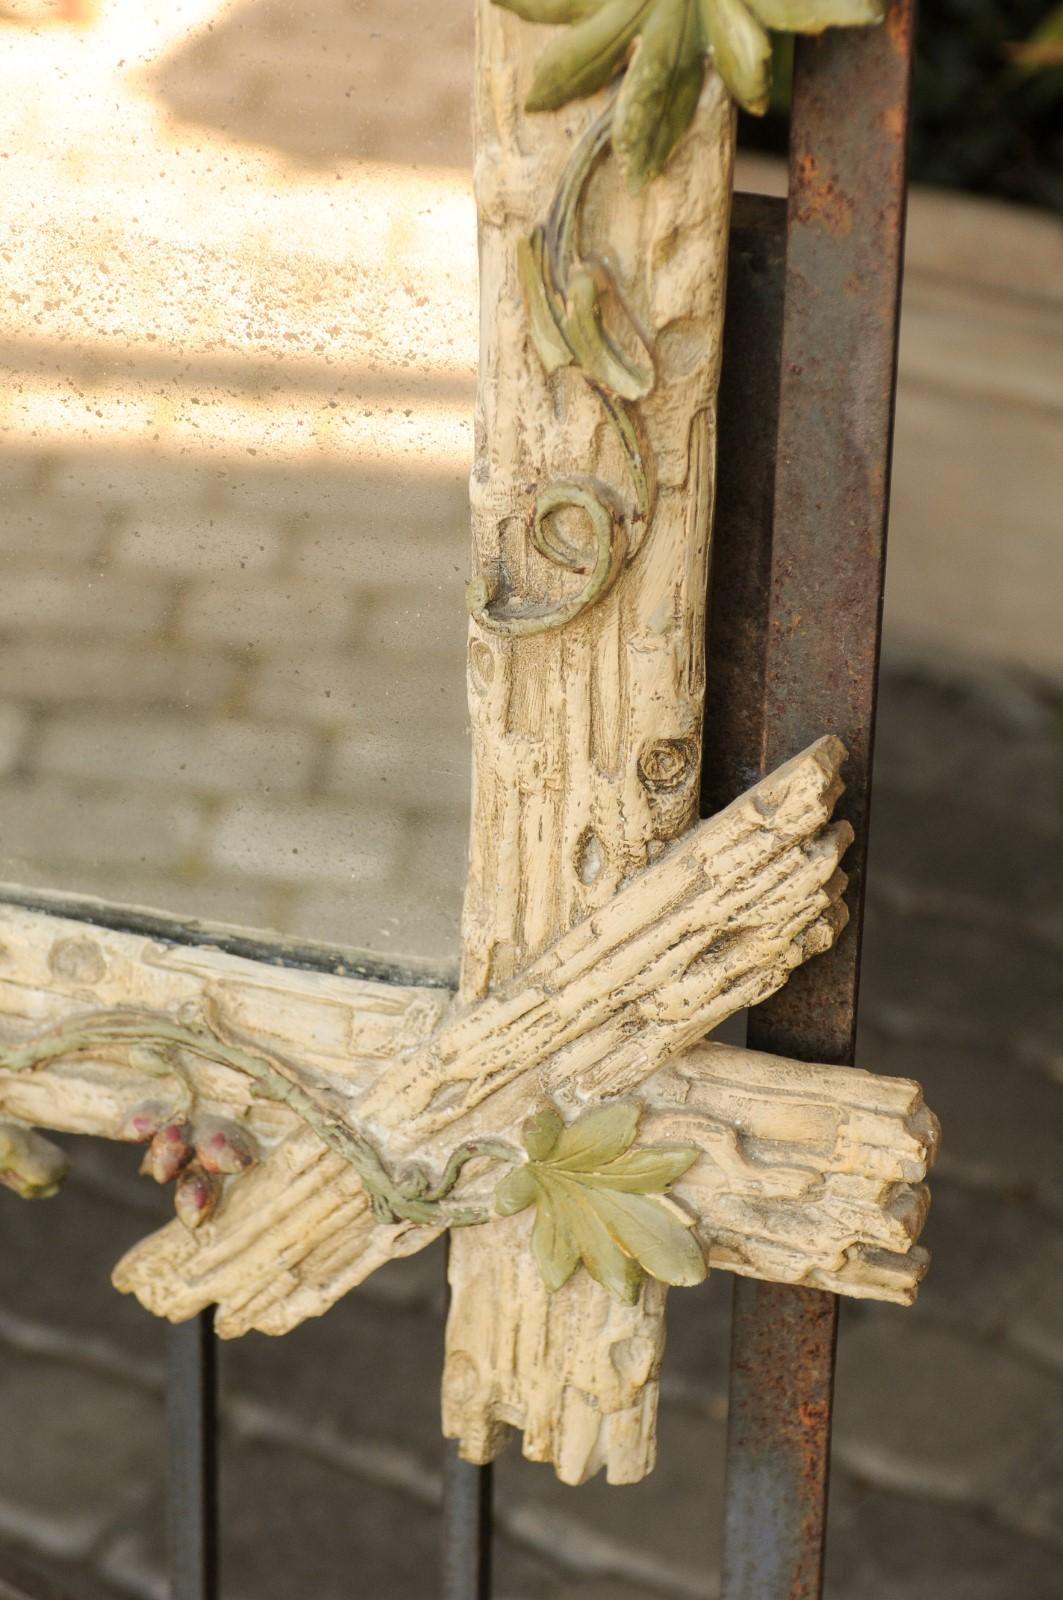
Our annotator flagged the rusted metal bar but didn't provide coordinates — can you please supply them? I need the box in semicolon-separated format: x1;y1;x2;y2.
722;1283;839;1598
713;3;917;1595
167;1310;219;1600
749;0;916;1064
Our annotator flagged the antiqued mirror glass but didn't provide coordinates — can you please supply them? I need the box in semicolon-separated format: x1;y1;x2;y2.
0;0;476;964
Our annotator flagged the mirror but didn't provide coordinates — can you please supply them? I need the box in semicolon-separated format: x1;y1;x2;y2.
0;0;476;964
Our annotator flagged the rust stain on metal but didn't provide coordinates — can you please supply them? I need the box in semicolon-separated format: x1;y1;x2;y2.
714;0;917;1595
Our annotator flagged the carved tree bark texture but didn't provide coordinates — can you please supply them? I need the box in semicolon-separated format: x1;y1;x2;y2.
0;882;936;1346
113;740;860;1333
0;736;933;1340
445;2;738;1484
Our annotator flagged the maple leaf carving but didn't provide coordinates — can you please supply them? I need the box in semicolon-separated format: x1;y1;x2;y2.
494;1100;706;1303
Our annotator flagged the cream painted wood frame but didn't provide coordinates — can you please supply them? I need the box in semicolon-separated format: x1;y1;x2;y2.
0;0;937;1487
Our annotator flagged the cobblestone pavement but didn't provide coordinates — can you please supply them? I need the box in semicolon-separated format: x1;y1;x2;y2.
2;663;1062;1599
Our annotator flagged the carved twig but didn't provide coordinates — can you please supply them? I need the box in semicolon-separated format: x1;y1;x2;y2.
108;1022;938;1346
0;1009;502;1228
103;739;882;1338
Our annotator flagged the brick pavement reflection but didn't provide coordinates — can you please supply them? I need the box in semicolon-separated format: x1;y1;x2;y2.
0;0;476;962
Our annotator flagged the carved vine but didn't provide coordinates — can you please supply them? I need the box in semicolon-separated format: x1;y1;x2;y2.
466;99;653;638
0;1011;704;1302
467;0;885;638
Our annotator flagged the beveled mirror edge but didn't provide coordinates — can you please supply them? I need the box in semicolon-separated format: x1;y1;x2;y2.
0;881;457;991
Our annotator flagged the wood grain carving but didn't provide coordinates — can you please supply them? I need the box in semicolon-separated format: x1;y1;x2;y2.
443;1;734;1482
0;734;937;1351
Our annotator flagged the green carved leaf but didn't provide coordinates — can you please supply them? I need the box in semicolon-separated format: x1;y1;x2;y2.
497;0;884;168
525;0;653;112
697;0;772;114
530;1174;582;1288
544;1170;646;1301
744;0;883;31
517;230;573;375
613;0;706;190
583;1186;707;1285
521;1103;566;1160
495;0;606;21
546;1097;640;1168
495;1163;540;1215
575;1145;700;1191
494;1099;707;1303
562;269;656;399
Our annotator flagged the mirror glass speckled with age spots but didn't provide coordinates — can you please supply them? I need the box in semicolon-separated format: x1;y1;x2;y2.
0;0;476;963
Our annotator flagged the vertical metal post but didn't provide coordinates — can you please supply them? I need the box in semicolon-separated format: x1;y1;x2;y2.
441;1243;492;1600
712;2;917;1594
441;1447;493;1600
703;192;786;822
167;1309;218;1600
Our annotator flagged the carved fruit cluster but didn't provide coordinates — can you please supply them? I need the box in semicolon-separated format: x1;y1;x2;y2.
120;1107;257;1232
495;0;884;188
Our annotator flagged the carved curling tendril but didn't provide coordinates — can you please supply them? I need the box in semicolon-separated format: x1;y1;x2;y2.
0;1010;507;1230
467;101;654;638
0;1010;707;1301
470;0;888;638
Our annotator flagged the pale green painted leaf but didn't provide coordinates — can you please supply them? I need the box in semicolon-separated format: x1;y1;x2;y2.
495;1164;539;1216
592;1188;708;1286
613;0;706;191
521;1104;565;1161
526;0;652;112
517;232;573;376
561;270;655;400
544;1172;645;1302
575;1144;699;1192
511;1102;706;1301
698;0;772;115
743;0;883;31
530;1176;582;1289
494;0;606;21
546;1098;641;1172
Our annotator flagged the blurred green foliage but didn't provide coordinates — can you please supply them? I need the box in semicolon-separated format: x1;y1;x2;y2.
737;1;1063;211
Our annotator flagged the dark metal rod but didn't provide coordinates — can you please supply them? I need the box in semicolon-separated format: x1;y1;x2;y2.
441;1238;492;1600
713;2;917;1594
167;1309;218;1600
702;191;787;824
721;1281;838;1600
441;1446;492;1600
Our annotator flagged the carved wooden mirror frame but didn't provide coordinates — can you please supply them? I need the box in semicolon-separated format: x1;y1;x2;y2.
0;0;937;1487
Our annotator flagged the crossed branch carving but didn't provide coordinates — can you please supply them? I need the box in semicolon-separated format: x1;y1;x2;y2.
0;738;937;1349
